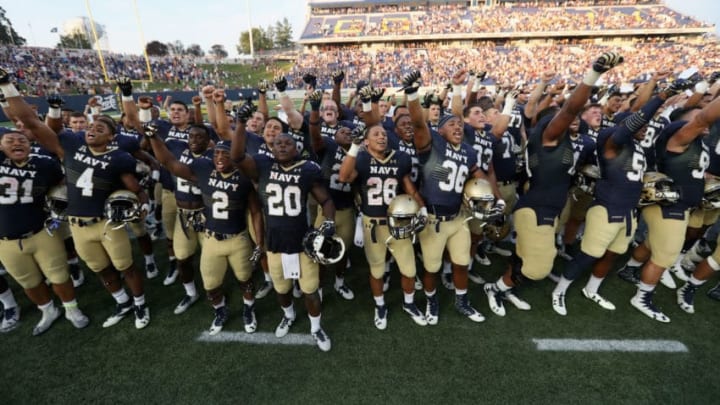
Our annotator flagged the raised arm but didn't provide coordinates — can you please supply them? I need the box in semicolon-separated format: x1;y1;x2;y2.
274;75;304;130
256;80;270;122
524;72;553;121
307;90;324;154
330;70;344;118
142;123;196;182
212;89;233;141
402;70;432;153
230;103;259;181
668;89;720;151
44;94;65;134
451;70;468;119
192;94;203;126
631;70;670;113
544;52;623;143
338;131;364;184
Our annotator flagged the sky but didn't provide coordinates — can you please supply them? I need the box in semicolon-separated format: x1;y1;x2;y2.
3;0;719;58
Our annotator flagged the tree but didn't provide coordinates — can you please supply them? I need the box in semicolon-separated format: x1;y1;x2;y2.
0;7;26;45
146;40;169;56
209;44;228;60
236;27;274;55
185;43;204;57
274;17;294;49
56;32;92;49
167;40;184;56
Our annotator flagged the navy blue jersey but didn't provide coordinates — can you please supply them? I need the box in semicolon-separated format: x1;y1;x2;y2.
463;123;495;175
317;137;354;210
59;132;137;217
515;116;577;222
601;114;616;129
569;133;597;170
320;121;339;138
0;153;63;238
492;132;518;183
381;116;394;133
287;123;314;160
244;131;265;156
29;141;57;159
116;126;142;142
594;129;646;217
656;120;709;213
704;120;720;176
176;148;213;204
355;149;411;217
255;156;323;253
419;133;477;215
506;107;524;144
386;131;419;186
108;132;141;155
640;116;668;172
189;159;253;235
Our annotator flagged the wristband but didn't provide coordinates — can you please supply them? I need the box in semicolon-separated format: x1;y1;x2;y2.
138;108;152;123
347;143;361;158
502;102;515;116
121;95;134;102
472;80;482;92
362;101;372;112
141;203;151;214
453;85;463;95
151;170;160;181
47;107;61;119
0;84;19;98
582;70;601;86
407;92;419;102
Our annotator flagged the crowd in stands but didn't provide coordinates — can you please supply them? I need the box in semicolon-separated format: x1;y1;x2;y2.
289;40;720;89
302;3;709;40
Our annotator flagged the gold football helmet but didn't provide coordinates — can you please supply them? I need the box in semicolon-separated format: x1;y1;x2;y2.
105;190;141;223
387;194;425;240
639;172;680;206
46;184;68;221
702;176;720;209
463;178;502;222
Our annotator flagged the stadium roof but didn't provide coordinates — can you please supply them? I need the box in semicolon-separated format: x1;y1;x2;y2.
309;0;464;7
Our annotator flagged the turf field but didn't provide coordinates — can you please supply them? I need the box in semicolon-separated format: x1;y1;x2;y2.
1;236;719;404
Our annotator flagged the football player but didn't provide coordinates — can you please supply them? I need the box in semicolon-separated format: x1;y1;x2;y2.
338;122;427;329
1;72;152;330
483;52;624;316
231;105;335;352
308;90;355;300
631;92;720;322
0;130;89;335
550;82;674;315
403;69;497;324
144;96;261;335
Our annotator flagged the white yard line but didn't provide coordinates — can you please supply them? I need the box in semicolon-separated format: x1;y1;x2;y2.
532;338;688;353
197;331;315;346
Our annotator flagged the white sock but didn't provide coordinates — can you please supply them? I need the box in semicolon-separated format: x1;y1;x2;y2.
111;289;130;304
133;294;146;307
553;276;572;295
425;289;436;297
496;278;511;292
282;303;295;319
38;301;54;312
309;314;321;333
689;275;706;286
67;257;79;265
335;276;344;288
638;282;655;293
212;296;226;309
264;272;272;282
627;258;644;267
0;289;17;309
455;288;467;296
62;299;78;309
584;275;604;295
403;292;414;304
243;298;255;306
183;282;197;297
144;255;155;265
373;295;385;307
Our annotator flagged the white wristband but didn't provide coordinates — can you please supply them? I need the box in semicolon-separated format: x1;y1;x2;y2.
407;92;419;102
138;108;152;123
502;102;515;116
47;107;61;119
362;101;372;112
141;203;151;214
347;143;361;158
121;95;134;102
0;84;20;98
582;70;601;86
453;85;463;95
472;80;482;92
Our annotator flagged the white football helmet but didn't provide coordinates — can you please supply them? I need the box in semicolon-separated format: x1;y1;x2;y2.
463;178;502;222
387;194;425;240
46;184;68;221
574;164;601;195
303;229;346;265
105;190;141;223
639;172;680;206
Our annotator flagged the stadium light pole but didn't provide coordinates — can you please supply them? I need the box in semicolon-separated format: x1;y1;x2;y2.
132;0;154;82
247;0;254;57
85;0;110;82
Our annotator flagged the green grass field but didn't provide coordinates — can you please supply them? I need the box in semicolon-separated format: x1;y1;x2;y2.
1;235;719;404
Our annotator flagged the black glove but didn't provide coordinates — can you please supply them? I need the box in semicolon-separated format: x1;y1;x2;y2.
308;90;323;111
274;75;288;92
370;87;385;103
350;123;367;145
46;94;64;108
302;73;317;89
592;52;624;73
710;71;720;84
477;71;487;82
401;70;422;94
664;78;693;96
116;77;133;97
257;79;270;95
358;85;373;103
331;70;345;85
142;121;160;138
421;92;433;109
319;220;335;237
236;101;256;124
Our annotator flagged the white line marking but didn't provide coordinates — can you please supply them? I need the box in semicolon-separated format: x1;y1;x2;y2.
197;331;315;346
532;339;688;353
